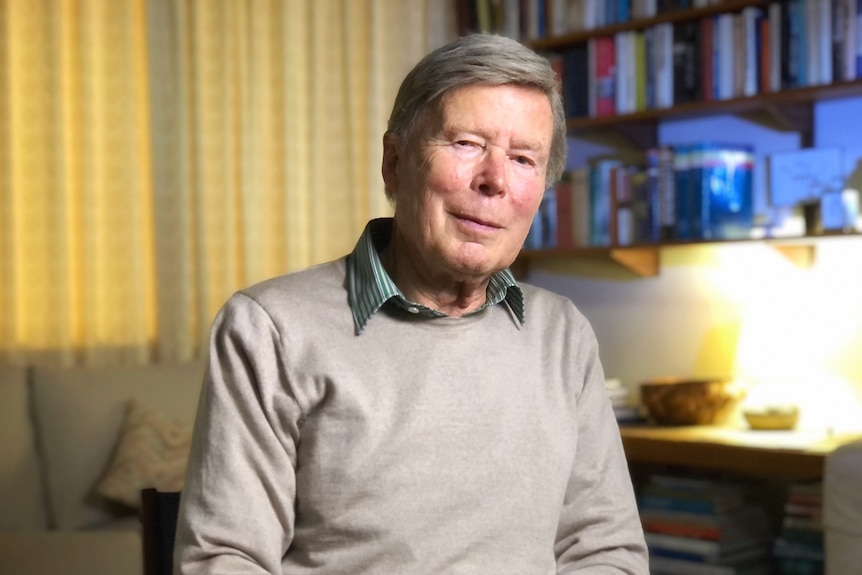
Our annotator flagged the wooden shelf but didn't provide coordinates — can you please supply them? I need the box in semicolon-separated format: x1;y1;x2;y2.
530;0;770;51
516;233;862;277
521;245;661;277
563;81;862;148
619;425;862;479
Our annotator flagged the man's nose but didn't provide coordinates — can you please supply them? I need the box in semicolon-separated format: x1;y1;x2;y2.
473;148;507;196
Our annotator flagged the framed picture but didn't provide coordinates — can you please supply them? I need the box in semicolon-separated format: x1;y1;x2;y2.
768;147;844;207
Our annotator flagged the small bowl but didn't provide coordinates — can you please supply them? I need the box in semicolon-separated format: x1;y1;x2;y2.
640;377;746;426
743;405;800;430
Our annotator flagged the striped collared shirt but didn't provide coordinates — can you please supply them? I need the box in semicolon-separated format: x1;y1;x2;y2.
346;218;525;335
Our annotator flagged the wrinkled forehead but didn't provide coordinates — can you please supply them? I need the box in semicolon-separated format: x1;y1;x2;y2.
413;83;553;141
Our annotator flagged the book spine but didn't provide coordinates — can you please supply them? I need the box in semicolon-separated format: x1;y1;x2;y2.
555;177;574;249
700;17;714;101
540;184;558;249
857;0;862;76
571;168;591;247
649;555;739;575
635;31;647;110
673;144;694;240
832;0;845;81
846;0;857;79
820;0;833;84
656;147;676;241
769;2;782;90
592;36;617;117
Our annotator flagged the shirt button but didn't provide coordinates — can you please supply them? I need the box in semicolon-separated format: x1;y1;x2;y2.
407;306;419;314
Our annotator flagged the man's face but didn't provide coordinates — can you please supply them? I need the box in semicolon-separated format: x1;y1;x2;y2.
383;83;553;281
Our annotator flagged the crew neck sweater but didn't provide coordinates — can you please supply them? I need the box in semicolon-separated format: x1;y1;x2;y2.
174;258;648;574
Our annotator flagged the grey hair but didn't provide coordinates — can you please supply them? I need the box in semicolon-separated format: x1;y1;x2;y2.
386;33;568;190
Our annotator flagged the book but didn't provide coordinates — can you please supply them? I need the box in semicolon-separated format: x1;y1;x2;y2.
539;184;558;249
641;506;772;544
697;143;754;240
562;44;590;119
638;474;750;515
652;23;674;108
700;16;715;100
741;6;763;96
570;168;591;247
554;176;574;250
781;0;804;88
615;31;634;115
524;210;544;250
769;2;782;91
672;19;701;104
628;169;654;243
650;555;773;575
648;146;676;240
588;158;623;246
673;143;695;240
589;35;616;117
634;31;647;111
645;532;771;564
715;13;735;99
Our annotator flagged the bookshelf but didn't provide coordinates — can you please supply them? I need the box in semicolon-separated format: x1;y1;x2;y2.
511;0;862;277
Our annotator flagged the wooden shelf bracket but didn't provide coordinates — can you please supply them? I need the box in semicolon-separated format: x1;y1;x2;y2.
739;102;814;145
770;243;816;268
609;247;660;277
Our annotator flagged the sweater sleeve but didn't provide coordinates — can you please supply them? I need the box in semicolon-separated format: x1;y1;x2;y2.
555;322;649;574
174;293;303;574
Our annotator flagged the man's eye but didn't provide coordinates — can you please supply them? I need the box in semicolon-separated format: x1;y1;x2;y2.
513;156;534;166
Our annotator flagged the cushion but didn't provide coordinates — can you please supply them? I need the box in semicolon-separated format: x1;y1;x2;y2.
96;398;192;509
31;361;205;530
0;367;48;530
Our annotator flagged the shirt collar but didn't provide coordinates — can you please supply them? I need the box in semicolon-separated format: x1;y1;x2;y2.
347;218;525;334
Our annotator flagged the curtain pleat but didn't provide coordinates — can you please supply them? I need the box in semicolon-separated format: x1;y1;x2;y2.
0;0;453;367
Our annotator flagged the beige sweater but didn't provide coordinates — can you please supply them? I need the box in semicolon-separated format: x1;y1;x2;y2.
174;258;648;574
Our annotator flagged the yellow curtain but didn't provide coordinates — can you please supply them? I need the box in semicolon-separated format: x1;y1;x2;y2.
0;0;454;366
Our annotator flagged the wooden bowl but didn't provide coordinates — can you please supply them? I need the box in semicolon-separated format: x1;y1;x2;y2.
640;377;745;426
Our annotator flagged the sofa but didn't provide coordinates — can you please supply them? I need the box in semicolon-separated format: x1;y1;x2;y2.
0;360;205;575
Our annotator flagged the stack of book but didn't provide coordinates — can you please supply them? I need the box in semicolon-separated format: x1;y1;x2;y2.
639;475;774;575
604;378;641;423
773;481;824;575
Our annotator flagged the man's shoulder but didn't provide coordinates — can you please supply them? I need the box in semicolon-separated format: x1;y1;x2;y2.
519;281;574;309
239;258;347;308
519;282;588;325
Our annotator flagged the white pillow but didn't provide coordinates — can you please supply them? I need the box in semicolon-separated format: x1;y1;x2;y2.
96;398;192;510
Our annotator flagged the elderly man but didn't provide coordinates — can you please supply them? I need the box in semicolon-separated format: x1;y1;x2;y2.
174;33;648;574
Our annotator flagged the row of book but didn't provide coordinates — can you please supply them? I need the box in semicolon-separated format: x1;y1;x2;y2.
523;143;755;250
639;474;774;575
773;482;825;574
554;0;862;119
455;0;723;41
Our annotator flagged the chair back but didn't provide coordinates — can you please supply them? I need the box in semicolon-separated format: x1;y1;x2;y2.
140;488;181;575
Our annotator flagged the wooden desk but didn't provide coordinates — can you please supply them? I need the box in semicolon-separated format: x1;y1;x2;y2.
619;425;862;479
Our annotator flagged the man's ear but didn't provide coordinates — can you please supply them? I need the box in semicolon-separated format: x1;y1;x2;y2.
381;132;400;199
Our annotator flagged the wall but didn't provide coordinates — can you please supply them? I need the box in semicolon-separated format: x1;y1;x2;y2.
528;97;862;433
